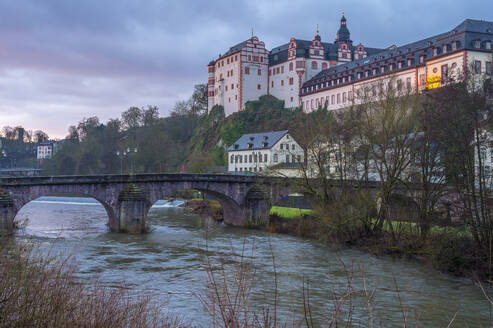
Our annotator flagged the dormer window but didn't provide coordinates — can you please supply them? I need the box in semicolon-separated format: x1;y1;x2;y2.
419;55;425;64
443;44;447;53
433;47;438;56
486;41;492;50
234;144;239;150
262;142;268;148
473;40;481;49
452;41;457;51
247;143;253;149
263;136;268;141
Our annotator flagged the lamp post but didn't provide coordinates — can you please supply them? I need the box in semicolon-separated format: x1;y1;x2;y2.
127;147;138;176
116;150;126;175
116;147;138;175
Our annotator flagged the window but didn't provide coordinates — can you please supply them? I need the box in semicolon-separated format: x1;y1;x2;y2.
245;67;250;74
289;62;293;71
291;96;294;102
337;94;340;104
264;154;268;162
296;61;304;69
280;144;283;150
406;77;411;90
258;153;262;163
348;91;353;100
286;154;290;163
254;154;257;162
292;144;295;150
473;40;481;48
419;55;424;64
230;155;234;163
281;80;284;86
441;64;448;80
475;60;481;74
276;67;280;74
486;41;492;50
486;62;492;75
420;74;425;86
274;154;278;163
231;83;234;90
311;61;318;69
289;77;294;85
322;62;328;69
249;155;252;163
257;69;261;75
281;66;284;73
257;84;261;90
343;92;347;102
397;79;403;91
244;155;247;162
331;95;335;104
271;81;274;88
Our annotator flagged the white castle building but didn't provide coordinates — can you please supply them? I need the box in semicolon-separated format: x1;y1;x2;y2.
207;15;383;116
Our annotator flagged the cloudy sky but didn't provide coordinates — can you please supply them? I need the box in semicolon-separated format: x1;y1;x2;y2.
0;0;491;138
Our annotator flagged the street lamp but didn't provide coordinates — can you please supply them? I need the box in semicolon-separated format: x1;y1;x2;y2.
116;147;138;175
116;150;126;175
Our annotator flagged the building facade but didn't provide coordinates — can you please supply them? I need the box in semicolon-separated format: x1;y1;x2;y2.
36;141;58;160
227;130;304;173
299;19;493;112
208;15;383;115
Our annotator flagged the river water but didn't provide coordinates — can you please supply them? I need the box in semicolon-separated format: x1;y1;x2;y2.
13;196;492;327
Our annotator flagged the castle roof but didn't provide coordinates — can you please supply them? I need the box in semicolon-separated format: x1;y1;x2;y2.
228;130;289;151
268;39;383;66
301;18;493;95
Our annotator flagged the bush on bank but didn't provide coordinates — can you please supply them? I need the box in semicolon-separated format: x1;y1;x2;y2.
0;239;178;328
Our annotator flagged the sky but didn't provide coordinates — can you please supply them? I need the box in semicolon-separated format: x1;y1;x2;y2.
0;0;491;138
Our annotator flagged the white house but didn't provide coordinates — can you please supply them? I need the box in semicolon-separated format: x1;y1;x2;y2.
36;141;59;160
227;130;304;173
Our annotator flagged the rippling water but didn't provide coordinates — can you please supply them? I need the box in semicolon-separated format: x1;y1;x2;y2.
14;197;492;326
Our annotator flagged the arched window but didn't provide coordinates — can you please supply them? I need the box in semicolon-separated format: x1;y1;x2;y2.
322;62;328;70
311;61;318;69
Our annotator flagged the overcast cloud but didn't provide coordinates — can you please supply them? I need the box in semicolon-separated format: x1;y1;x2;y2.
0;0;491;137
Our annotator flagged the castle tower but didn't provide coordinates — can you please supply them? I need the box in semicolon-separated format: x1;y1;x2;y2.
335;13;353;64
207;61;215;112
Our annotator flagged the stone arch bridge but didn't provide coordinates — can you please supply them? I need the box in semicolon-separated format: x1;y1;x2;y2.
0;174;292;233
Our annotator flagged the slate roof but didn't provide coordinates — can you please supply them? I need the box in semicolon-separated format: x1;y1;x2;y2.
215;40;247;62
301;19;493;94
268;39;383;66
227;130;289;151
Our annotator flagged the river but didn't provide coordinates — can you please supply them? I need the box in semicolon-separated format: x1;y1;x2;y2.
13;196;492;327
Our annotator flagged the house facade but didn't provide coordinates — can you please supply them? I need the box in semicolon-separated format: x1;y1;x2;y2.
208;15;382;115
227;130;304;173
36;141;57;160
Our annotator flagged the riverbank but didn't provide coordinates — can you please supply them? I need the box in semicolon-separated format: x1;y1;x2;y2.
188;200;489;280
267;209;489;281
181;198;223;221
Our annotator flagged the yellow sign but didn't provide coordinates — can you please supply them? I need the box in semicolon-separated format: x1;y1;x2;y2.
426;75;441;89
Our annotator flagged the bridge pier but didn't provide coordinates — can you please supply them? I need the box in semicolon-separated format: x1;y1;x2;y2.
115;184;148;234
0;189;14;233
243;186;272;227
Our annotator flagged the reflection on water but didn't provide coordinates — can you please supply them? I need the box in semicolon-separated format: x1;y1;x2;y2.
14;197;492;326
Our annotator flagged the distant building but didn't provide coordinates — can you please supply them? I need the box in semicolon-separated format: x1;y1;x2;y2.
36;141;61;160
208;14;382;115
227;130;304;173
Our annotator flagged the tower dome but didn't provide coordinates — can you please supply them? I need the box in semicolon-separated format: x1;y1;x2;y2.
335;13;352;44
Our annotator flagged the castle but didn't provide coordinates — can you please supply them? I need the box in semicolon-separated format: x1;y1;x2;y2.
208;15;493;116
207;15;383;115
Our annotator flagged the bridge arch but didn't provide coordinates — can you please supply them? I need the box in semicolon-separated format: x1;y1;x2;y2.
8;189;118;232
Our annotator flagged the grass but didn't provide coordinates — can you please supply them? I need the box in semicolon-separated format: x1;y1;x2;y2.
269;206;313;219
